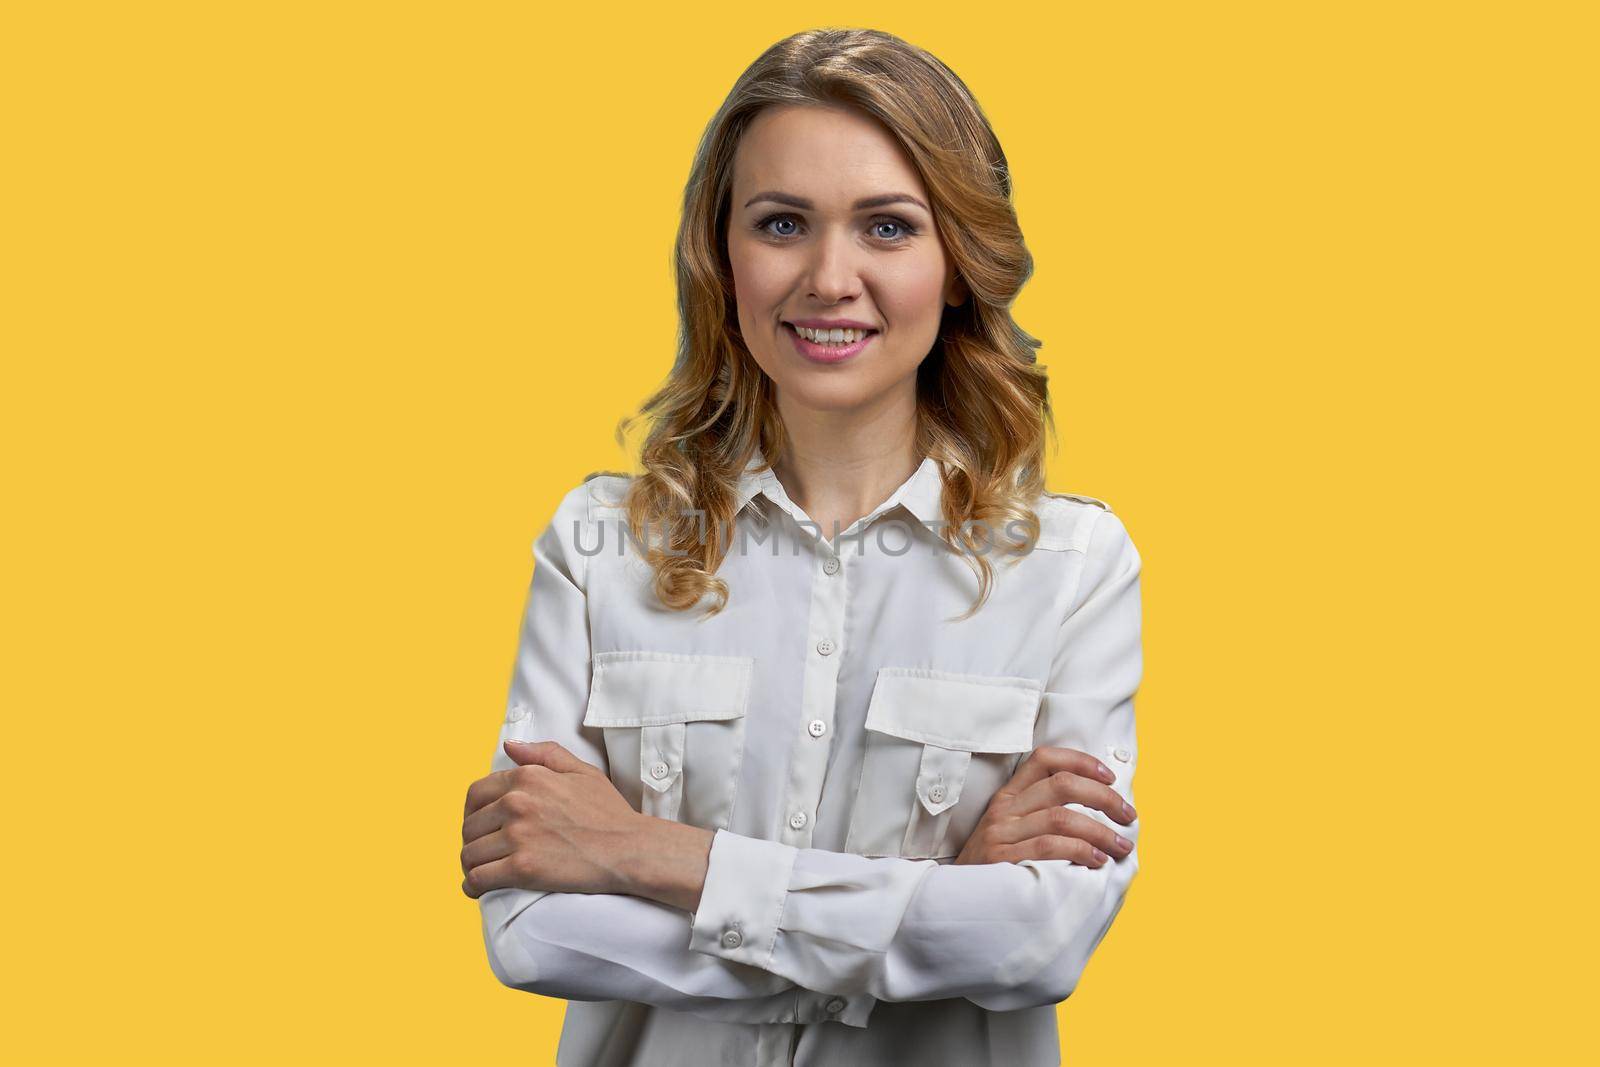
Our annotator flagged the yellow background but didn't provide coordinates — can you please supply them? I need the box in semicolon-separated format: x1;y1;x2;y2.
4;2;1595;1064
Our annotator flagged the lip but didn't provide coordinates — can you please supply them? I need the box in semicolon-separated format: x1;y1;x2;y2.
786;317;878;331
784;321;877;364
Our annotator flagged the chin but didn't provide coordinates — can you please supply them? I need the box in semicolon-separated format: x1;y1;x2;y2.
777;374;889;413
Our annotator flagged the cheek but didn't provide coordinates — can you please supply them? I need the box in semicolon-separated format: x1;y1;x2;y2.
727;239;785;311
879;256;950;321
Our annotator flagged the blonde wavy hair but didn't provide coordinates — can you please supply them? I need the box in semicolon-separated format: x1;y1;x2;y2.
597;27;1058;620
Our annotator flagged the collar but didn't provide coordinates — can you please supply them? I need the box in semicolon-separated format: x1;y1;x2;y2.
732;448;946;531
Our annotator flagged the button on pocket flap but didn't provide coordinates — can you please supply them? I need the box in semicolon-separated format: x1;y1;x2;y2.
582;651;755;728
915;745;972;815
864;667;1042;753
639;722;685;793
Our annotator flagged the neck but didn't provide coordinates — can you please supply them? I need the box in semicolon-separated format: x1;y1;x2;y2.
769;405;921;537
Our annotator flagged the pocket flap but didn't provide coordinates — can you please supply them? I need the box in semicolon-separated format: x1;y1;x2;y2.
639;722;685;793
864;667;1042;752
915;744;972;815
583;651;755;728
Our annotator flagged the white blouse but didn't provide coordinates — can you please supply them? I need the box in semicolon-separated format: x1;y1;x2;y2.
477;450;1144;1067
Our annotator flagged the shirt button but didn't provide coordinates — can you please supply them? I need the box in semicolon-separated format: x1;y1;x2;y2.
650;760;670;780
721;928;743;949
788;811;808;830
825;997;847;1014
816;638;835;656
807;718;827;738
928;784;946;803
506;705;529;723
822;557;840;575
1112;746;1132;762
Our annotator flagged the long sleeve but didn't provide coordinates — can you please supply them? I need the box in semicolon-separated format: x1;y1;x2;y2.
686;506;1144;1010
477;483;875;1027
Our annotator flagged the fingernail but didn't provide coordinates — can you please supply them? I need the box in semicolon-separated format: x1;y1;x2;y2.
1097;762;1114;782
1122;801;1137;820
1091;848;1109;863
1114;834;1133;852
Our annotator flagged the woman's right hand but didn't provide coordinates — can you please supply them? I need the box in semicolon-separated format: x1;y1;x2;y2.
954;746;1137;868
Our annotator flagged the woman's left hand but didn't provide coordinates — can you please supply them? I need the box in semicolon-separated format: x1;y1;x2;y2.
460;740;643;899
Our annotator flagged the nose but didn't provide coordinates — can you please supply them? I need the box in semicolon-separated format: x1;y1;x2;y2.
804;226;864;306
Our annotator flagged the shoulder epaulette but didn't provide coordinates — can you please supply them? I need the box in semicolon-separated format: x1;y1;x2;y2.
1042;490;1112;512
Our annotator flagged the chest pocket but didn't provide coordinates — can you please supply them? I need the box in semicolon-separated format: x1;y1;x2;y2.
844;667;1043;860
582;651;754;830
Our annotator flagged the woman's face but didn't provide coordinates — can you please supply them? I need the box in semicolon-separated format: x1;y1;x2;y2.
726;104;965;416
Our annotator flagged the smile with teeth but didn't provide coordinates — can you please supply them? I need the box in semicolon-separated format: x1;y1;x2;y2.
789;324;876;345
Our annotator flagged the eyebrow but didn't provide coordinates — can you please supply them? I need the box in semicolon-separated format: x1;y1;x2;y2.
742;190;931;213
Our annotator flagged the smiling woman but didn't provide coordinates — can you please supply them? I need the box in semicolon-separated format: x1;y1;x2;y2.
462;25;1143;1067
730;106;963;385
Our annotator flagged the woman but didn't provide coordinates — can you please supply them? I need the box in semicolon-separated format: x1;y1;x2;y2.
460;27;1143;1067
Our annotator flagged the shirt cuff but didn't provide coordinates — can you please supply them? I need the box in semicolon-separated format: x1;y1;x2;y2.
689;829;797;969
687;829;876;1028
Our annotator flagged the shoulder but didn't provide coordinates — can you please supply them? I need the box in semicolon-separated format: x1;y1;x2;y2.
1041;494;1140;617
1030;489;1116;553
577;469;635;520
532;472;637;588
542;468;634;521
536;470;631;553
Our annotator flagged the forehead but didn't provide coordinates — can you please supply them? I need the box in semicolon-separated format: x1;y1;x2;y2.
732;104;927;204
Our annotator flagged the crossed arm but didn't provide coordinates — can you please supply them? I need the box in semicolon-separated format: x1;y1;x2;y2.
461;486;1144;1026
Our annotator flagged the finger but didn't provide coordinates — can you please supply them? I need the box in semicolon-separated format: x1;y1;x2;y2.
504;739;602;776
462;793;513;845
1010;769;1138;826
460;828;514;875
1002;746;1116;797
464;768;520;819
1000;834;1110;867
462;854;529;899
996;805;1134;858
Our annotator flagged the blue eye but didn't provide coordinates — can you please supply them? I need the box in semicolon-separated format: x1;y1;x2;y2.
754;213;921;243
760;215;800;238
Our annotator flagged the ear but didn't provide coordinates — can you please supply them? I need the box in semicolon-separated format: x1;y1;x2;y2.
945;271;970;307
